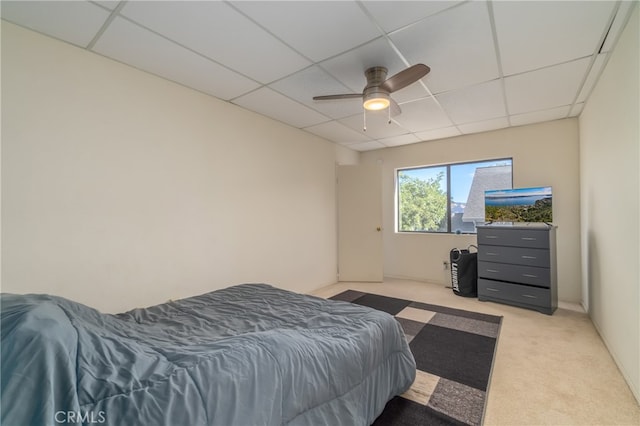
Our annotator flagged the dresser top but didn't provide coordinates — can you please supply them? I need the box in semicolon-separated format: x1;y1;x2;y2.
476;223;556;230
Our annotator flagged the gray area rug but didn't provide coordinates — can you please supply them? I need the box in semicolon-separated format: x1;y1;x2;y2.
330;290;502;426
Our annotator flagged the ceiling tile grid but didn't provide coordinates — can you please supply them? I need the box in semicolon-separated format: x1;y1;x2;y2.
230;1;382;63
119;1;312;83
388;1;501;94
92;16;261;100
492;1;616;75
1;0;635;151
1;0;111;47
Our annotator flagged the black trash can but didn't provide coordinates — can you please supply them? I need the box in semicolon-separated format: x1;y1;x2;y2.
450;245;478;297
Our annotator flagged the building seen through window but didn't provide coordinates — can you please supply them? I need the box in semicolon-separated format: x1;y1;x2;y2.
397;159;513;234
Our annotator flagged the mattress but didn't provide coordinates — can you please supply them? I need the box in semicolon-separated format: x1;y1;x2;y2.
1;283;416;425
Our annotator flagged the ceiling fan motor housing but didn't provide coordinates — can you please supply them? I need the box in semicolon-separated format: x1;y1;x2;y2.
364;66;389;87
363;67;391;110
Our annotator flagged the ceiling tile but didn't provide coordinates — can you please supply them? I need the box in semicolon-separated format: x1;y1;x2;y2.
389;1;499;94
510;106;571;127
120;1;310;83
232;87;328;129
319;38;408;93
494;1;614;75
436;80;506;125
1;0;109;47
304;121;371;144
270;66;362;119
505;58;591;115
457;117;510;135
231;1;381;62
392;98;453;132
91;1;119;11
304;98;364;121
362;1;464;33
393;83;431;105
414;126;462;141
92;17;260;100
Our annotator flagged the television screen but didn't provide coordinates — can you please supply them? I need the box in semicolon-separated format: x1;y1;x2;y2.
484;186;552;223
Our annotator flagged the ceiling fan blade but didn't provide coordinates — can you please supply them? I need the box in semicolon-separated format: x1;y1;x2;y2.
313;93;363;101
381;64;430;93
390;98;402;117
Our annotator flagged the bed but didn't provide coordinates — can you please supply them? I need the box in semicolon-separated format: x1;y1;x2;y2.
1;283;415;426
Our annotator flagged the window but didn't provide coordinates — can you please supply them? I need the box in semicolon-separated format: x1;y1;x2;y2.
397;158;513;233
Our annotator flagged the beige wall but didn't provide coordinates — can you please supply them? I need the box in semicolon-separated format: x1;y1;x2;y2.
1;22;347;313
360;119;582;303
579;5;639;403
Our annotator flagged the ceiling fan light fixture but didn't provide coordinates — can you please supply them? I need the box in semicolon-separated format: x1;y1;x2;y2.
363;92;390;111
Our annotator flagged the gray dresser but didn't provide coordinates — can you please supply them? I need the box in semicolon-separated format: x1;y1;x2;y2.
476;225;557;315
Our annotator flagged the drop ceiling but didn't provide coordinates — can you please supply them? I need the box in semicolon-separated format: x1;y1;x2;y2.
1;1;636;151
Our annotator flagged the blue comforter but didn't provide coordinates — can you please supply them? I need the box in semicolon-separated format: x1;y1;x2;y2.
1;284;415;426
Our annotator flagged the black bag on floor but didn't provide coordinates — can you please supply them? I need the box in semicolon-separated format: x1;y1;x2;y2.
450;245;478;297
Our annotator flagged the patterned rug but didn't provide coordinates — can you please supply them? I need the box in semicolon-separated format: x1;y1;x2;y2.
330;290;502;426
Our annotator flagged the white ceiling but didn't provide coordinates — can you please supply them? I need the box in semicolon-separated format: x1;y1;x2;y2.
2;1;636;151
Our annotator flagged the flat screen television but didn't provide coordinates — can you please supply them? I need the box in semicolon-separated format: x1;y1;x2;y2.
484;186;552;223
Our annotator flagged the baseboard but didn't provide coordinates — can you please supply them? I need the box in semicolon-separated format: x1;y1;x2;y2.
383;274;447;286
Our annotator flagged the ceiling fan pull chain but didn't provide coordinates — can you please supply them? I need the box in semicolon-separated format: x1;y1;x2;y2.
388;106;391;124
363;107;367;131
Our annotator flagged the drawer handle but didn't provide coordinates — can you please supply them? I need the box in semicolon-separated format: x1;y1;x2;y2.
485;236;498;239
486;269;499;273
486;288;500;292
486;252;498;256
522;273;538;278
521;237;537;241
521;255;537;259
522;294;538;299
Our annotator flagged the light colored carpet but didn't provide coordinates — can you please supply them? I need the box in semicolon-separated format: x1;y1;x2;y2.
311;279;640;426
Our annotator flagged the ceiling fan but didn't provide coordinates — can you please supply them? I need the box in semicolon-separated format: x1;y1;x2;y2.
312;64;430;119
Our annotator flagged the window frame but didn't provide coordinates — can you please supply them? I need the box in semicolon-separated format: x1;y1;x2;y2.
396;157;513;234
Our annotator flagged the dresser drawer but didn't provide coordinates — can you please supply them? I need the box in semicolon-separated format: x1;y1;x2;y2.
478;261;550;287
478;245;550;268
478;279;551;309
477;227;550;249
